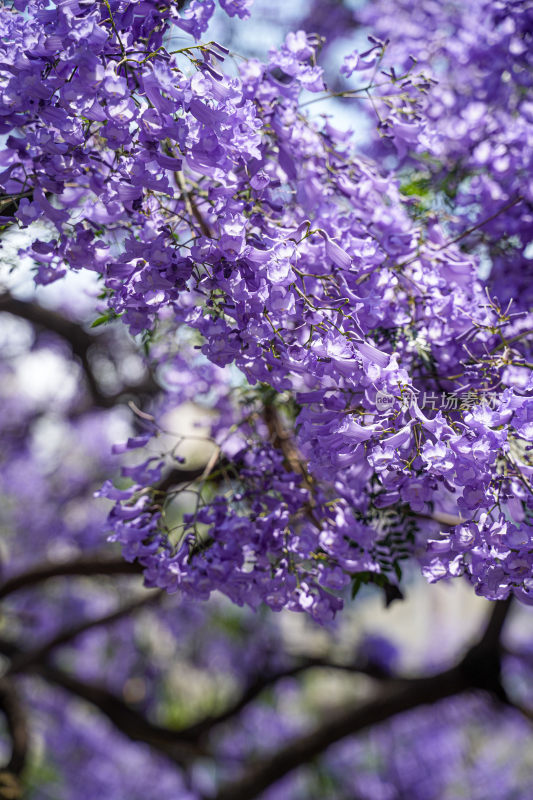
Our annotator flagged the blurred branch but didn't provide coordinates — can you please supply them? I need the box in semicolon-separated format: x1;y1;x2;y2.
0;629;400;777
0;293;94;359
0;589;208;764
181;656;400;743
0;592;518;799
0;292;102;401
35;663;204;765
8;591;162;674
458;596;512;703
213;665;468;800
0;679;28;799
0;645;204;768
0;292;158;408
211;599;514;800
478;595;513;650
0;555;142;600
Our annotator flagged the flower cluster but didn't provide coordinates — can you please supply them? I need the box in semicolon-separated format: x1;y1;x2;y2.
358;0;533;309
1;0;532;617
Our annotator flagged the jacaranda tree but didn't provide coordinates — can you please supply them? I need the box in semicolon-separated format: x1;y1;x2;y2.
0;0;532;796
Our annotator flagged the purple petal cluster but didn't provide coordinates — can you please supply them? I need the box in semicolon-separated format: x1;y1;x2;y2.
2;0;532;617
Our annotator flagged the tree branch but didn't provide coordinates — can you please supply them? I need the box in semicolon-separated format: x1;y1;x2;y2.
0;592;517;800
8;591;162;674
263;401;313;490
0;293;158;408
458;596;513;703
211;599;515;800
0;645;204;767
35;663;204;765
0;555;142;601
478;595;513;651
212;666;468;800
0;678;28;799
0;292;103;398
180;656;398;743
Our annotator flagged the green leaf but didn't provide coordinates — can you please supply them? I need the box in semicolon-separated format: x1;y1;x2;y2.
91;313;113;328
400;176;432;197
91;310;122;327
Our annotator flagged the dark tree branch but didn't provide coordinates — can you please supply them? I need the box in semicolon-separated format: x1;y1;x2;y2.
35;663;204;765
0;293;158;408
210;600;514;800
154;453;240;495
0;594;518;800
0;680;28;775
0;678;28;799
478;595;513;650
0;643;204;767
0;555;142;600
212;666;468;800
458;596;513;703
181;657;399;743
0;292;103;400
8;591;162;674
263;402;309;480
156;465;215;493
0;294;94;362
0;191;34;221
0;640;396;757
0;631;402;781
